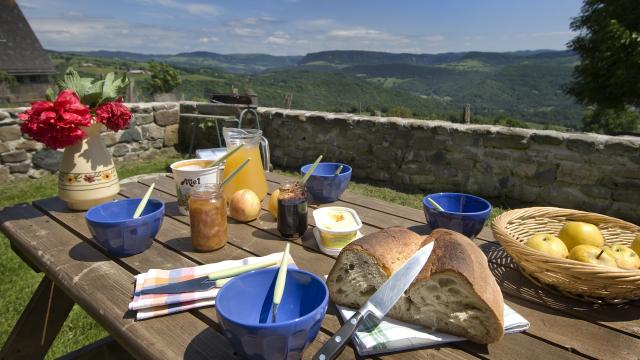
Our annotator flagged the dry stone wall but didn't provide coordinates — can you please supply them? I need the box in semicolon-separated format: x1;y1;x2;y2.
2;101;639;223
0;102;180;182
257;108;640;224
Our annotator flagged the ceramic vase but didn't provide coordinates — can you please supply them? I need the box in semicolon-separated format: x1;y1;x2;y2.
58;123;119;210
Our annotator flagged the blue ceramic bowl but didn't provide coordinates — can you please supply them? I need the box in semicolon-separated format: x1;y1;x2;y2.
216;267;328;360
300;162;352;203
85;198;164;257
422;193;491;238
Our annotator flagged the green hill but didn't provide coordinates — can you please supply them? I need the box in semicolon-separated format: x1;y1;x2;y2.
47;49;585;128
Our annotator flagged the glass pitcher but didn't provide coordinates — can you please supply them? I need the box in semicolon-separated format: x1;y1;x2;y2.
222;128;270;201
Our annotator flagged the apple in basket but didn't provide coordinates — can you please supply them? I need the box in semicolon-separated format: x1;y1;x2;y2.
604;245;640;270
567;244;617;268
558;221;604;250
524;233;568;258
631;235;640;257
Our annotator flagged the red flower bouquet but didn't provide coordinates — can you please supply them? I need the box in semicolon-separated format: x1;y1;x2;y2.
19;68;132;149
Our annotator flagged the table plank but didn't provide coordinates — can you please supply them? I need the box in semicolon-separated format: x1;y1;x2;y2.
0;204;236;360
118;180;477;360
34;195;361;360
127;176;596;360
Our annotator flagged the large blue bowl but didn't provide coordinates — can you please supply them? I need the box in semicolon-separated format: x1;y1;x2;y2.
300;162;352;203
422;193;491;238
216;267;328;360
85;198;164;257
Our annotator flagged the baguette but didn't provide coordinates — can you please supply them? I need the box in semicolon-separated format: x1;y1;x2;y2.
326;227;504;344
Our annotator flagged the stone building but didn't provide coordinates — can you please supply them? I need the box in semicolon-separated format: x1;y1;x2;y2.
0;0;55;103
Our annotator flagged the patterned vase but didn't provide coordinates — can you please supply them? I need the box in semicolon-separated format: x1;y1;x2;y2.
58;122;119;210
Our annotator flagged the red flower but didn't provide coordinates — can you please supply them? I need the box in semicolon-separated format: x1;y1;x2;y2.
95;97;132;131
18;89;91;149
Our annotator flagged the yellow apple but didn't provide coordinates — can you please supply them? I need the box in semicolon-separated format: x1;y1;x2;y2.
567;244;617;268
558;221;604;250
524;233;569;258
604;245;640;270
268;189;279;220
631;235;640;257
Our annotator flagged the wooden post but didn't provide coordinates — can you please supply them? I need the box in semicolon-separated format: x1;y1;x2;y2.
464;104;471;124
126;78;137;103
283;94;292;109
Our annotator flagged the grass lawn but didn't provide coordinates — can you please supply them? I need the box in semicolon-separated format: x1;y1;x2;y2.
0;154;183;359
1;158;505;358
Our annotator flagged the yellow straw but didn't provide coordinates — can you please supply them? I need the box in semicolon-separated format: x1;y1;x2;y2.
301;155;323;184
133;183;155;218
427;197;445;212
273;243;290;307
206;144;244;169
219;158;251;188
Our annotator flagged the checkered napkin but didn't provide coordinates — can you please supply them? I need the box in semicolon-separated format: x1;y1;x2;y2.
129;253;295;320
336;304;529;356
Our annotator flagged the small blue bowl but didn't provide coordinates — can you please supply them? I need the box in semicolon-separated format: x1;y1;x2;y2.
216;267;328;360
422;193;491;238
85;198;164;257
300;162;352;203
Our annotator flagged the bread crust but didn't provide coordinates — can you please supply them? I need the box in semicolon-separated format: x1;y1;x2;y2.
328;227;504;343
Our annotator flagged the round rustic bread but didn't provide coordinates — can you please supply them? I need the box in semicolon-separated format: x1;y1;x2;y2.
326;227;504;344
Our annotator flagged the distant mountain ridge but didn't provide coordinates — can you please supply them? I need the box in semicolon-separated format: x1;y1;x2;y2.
54;50;302;74
300;49;577;67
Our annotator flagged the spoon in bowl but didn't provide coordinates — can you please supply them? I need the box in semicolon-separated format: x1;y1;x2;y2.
272;242;291;323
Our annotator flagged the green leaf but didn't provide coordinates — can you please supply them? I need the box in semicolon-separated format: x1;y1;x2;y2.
81;92;103;109
45;88;55;102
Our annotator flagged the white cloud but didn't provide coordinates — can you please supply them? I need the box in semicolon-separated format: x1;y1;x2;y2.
265;32;290;44
327;27;403;42
29;16;200;53
137;0;221;17
198;36;219;43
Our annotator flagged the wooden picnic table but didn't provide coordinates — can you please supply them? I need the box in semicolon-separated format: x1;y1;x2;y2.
1;172;639;360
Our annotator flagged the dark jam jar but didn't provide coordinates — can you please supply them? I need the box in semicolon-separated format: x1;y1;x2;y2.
277;181;308;238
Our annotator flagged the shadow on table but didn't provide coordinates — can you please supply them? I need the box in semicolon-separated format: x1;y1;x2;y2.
185;327;241;359
481;242;640;321
165;236;195;252
68;242;108;262
164;201;185;218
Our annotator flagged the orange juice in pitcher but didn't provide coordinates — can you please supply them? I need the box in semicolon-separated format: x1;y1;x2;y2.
222;128;270;200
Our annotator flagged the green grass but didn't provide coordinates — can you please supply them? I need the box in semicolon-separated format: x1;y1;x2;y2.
0;154;183;359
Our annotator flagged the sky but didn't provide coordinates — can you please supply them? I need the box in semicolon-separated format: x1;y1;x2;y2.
16;0;584;56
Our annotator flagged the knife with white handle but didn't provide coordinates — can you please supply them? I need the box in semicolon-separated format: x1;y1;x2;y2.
139;259;279;295
312;241;435;360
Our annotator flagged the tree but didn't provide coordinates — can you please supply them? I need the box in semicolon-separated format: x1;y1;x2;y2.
387;106;412;118
582;106;640;134
147;61;181;94
565;0;640;110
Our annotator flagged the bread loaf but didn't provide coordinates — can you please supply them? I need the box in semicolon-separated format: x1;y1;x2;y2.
326;227;504;344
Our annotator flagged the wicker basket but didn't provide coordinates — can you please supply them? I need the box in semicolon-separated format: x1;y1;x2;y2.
492;207;640;303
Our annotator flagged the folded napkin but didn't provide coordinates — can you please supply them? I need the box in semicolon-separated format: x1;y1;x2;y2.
336;304;529;356
130;252;295;320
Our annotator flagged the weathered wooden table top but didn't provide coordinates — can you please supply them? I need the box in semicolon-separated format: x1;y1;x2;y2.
1;172;639;359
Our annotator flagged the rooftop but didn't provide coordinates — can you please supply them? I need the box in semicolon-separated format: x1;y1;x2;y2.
0;0;55;76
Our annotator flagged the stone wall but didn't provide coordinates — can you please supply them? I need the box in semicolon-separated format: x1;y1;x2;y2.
0;102;180;183
3;101;639;223
257;108;640;224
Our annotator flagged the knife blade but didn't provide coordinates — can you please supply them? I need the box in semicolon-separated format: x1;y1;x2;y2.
313;241;435;360
139;259;279;295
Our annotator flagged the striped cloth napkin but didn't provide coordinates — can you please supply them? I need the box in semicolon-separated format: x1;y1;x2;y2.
129;252;295;320
336;303;529;356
